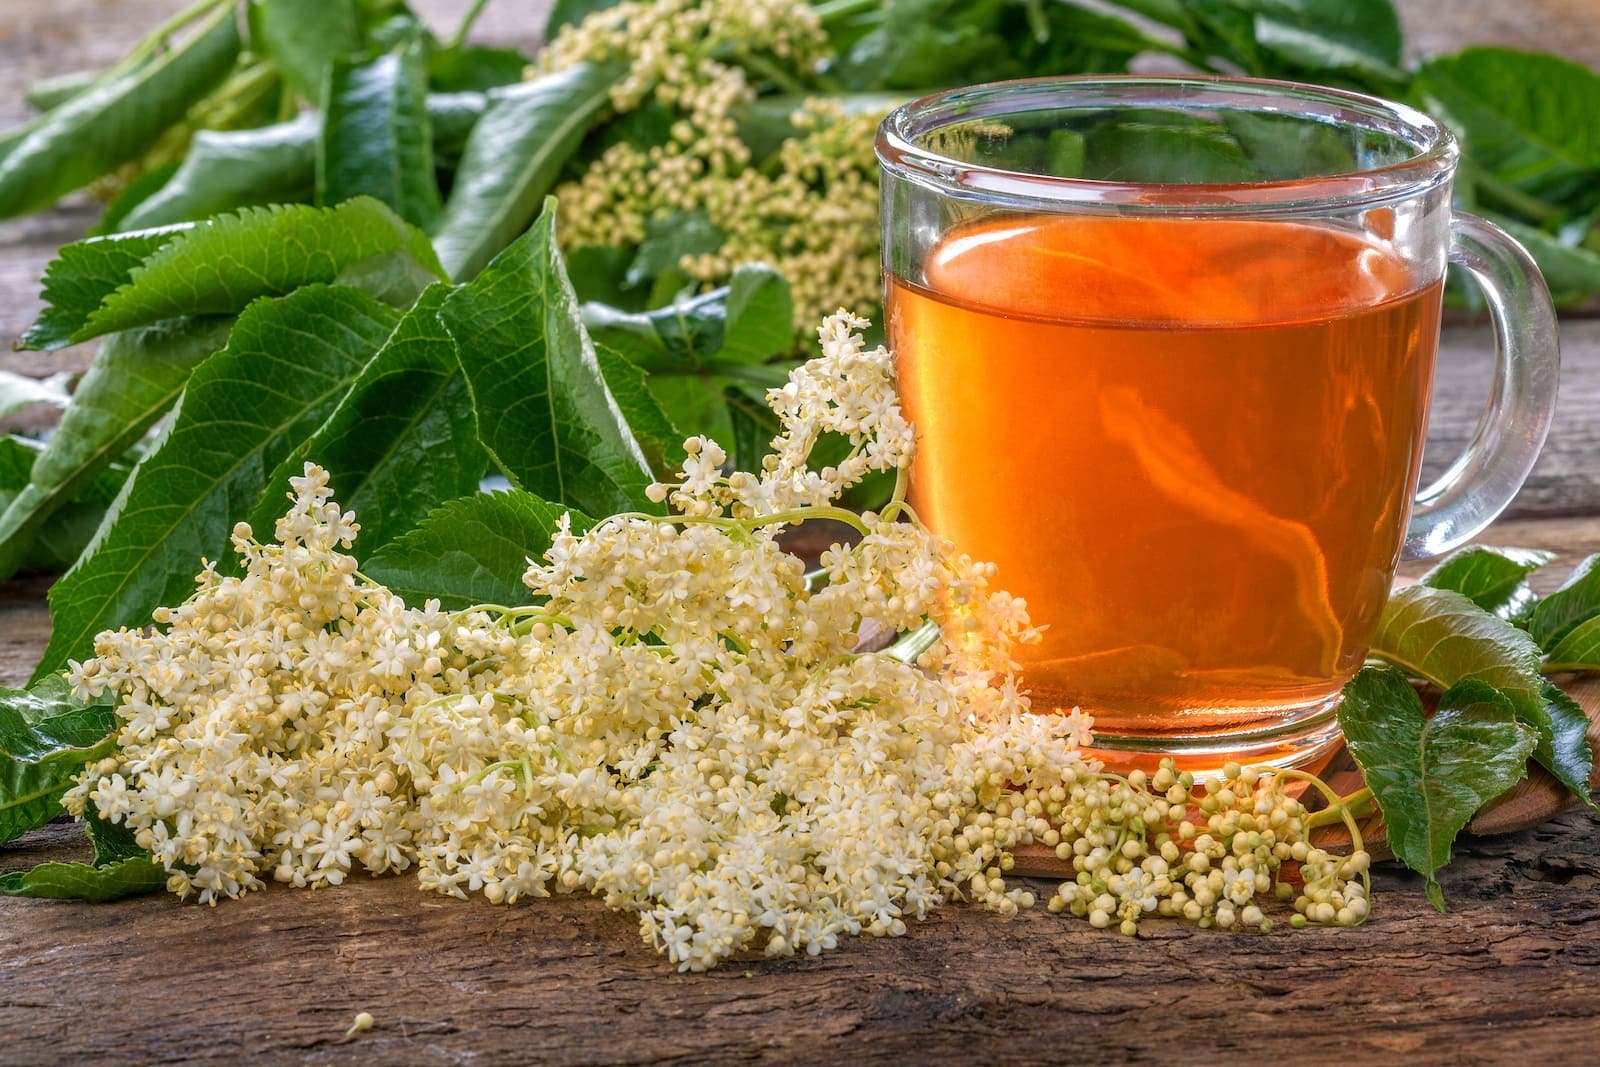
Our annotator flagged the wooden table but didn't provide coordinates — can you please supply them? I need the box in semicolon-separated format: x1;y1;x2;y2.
4;2;1600;1064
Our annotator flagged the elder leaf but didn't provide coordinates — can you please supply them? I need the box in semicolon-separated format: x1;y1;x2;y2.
0;316;235;583
1373;584;1596;806
0;855;167;901
34;287;398;680
250;285;487;557
1418;48;1600;215
0;684;115;846
583;264;794;372
0;4;240;219
320;37;441;229
1529;554;1600;650
248;0;363;104
1544;615;1600;672
75;198;444;343
363;491;593;611
0;437;130;577
593;343;682;473
1339;667;1538;910
1420;544;1555;623
431;62;625;281
439;205;654;517
116;115;321;232
21;227;189;351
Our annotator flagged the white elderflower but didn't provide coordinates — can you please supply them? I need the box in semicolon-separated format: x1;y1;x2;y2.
64;310;1370;968
541;2;879;334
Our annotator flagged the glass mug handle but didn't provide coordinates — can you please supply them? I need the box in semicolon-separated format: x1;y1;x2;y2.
1402;212;1562;560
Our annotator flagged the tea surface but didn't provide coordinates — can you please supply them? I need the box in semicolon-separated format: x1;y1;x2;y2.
888;215;1443;735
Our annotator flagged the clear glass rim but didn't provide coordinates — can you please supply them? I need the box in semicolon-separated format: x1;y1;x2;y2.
876;74;1459;214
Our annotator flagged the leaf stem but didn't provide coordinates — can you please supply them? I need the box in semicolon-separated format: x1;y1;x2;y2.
1304;786;1375;829
1366;650;1448;691
449;0;495;50
124;0;234;70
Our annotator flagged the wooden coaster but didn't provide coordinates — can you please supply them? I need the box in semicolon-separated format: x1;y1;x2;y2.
1008;674;1600;879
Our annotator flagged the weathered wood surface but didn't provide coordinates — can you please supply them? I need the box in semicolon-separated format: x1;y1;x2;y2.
4;518;1600;1066
3;2;1600;1065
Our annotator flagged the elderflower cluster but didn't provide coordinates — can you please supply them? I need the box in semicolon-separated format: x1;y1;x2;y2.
62;466;441;901
1045;762;1371;934
541;1;880;332
62;311;1370;971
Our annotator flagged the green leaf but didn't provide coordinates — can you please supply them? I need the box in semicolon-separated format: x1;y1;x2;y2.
428;45;534;94
837;0;1157;91
75;198;444;343
0;436;130;577
564;244;641;309
33;287;398;680
116;115;320;231
83;803;146;866
0;855;167;901
594;344;682;472
89;160;182;236
249;285;487;556
0;317;235;583
545;0;624;36
1544;615;1600;672
1247;0;1405;84
583;264;794;372
1420;544;1555;623
21;227;190;351
320;37;441;229
25;69;102;113
248;0;363;104
1419;48;1600;214
1373;584;1595;806
0;675;93;725
0;4;241;219
1222;111;1358;181
625;210;726;291
0;684;115;846
428;90;490;158
1486;214;1600;307
1529;554;1600;650
438;206;654;517
362;491;593;610
114;90;486;233
1085;110;1256;183
1338;667;1538;910
431;62;625;281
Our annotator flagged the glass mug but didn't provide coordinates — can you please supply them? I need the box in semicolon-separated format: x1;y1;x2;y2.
878;76;1559;770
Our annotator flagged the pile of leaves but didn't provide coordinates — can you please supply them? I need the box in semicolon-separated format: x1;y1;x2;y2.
1343;546;1600;907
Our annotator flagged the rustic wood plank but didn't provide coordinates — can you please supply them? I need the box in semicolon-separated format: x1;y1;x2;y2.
3;519;1598;1067
3;4;1600;1064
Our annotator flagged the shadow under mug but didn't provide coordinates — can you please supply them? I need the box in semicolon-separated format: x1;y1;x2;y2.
877;76;1560;771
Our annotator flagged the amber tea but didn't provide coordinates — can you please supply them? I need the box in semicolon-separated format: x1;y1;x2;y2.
888;215;1444;743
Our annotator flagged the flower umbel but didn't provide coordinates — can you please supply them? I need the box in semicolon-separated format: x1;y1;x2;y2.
542;0;880;333
65;311;1368;971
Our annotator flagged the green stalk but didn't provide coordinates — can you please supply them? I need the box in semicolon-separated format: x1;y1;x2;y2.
449;0;495;49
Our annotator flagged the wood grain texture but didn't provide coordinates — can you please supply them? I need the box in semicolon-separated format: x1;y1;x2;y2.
2;3;1600;1064
3;522;1600;1067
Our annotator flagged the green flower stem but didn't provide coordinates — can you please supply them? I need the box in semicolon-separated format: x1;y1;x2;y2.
123;0;234;69
449;0;496;49
1304;786;1376;830
740;52;814;97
